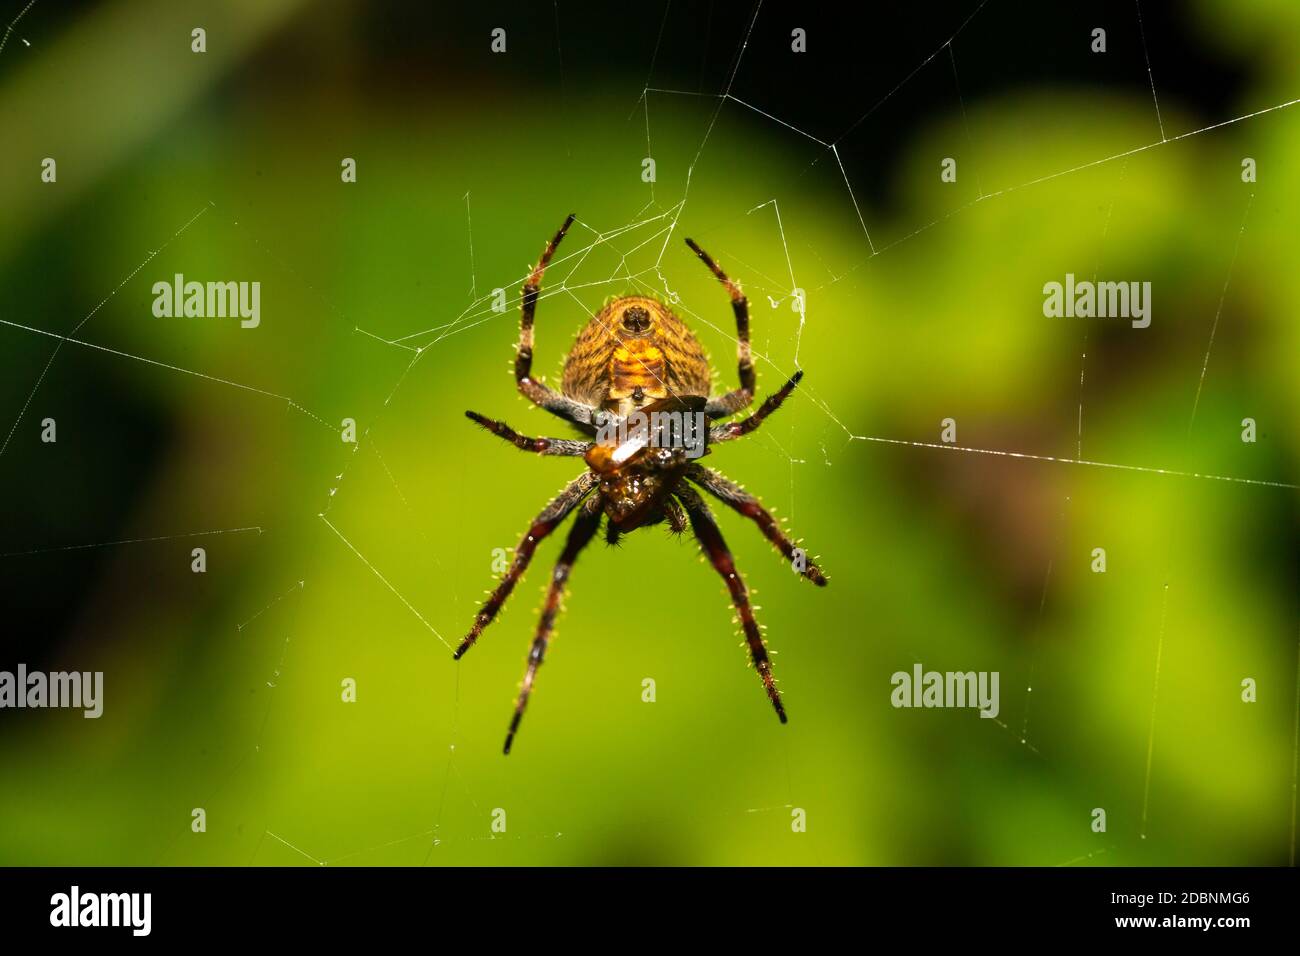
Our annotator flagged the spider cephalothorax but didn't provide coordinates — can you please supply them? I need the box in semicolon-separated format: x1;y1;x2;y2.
459;214;827;753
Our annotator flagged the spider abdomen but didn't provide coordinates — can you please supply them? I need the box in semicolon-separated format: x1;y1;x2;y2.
561;295;712;417
610;340;666;405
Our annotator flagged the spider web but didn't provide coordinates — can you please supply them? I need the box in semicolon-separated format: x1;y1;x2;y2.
1;0;1298;867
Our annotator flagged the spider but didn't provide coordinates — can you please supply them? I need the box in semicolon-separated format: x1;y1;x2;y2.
458;214;828;753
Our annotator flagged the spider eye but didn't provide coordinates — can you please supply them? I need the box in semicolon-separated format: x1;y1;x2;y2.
621;306;651;333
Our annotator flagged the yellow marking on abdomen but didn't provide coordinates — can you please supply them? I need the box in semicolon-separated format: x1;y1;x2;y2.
611;343;665;391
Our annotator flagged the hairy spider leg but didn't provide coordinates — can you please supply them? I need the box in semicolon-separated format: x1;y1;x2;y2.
684;237;755;419
709;369;804;444
662;496;688;534
685;463;827;586
504;497;603;754
464;410;593;457
676;484;787;724
454;472;597;660
515;214;599;430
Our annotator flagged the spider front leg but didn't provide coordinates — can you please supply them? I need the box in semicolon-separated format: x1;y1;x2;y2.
675;484;787;724
454;472;597;660
504;497;603;754
685;463;827;585
684;238;755;419
465;411;593;457
709;370;803;444
516;214;600;431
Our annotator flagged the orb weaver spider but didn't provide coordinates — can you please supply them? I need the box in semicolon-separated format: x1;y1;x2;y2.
458;214;828;753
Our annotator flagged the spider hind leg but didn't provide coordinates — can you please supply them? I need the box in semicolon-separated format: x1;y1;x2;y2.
685;238;755;419
515;215;600;431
